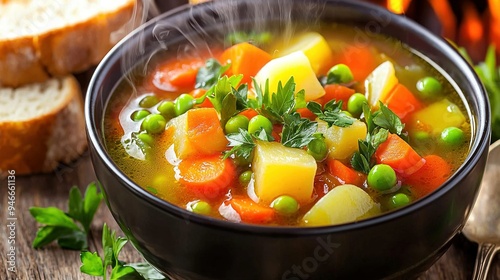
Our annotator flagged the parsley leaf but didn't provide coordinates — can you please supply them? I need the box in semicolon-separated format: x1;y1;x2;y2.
281;112;318;148
224;128;274;160
195;59;230;89
373;102;404;135
225;31;272;46
30;182;103;250
80;223;164;280
351;102;403;174
258;78;297;123
206;75;243;126
307;100;354;127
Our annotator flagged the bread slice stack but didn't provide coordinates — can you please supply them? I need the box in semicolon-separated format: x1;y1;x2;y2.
0;0;137;175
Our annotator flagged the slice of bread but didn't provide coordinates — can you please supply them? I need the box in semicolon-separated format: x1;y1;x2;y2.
0;0;137;87
0;76;87;175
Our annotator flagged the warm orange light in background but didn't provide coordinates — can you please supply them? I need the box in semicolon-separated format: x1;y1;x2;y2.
459;2;484;43
489;0;500;54
427;0;457;40
386;0;411;14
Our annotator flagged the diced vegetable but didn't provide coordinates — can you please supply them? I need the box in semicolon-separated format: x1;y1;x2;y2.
409;98;466;135
252;141;316;204
170;108;228;159
228;197;275;224
178;155;236;199
272;32;333;75
405;154;452;197
302;184;381;226
317;119;367;160
319;84;355;110
220;42;272;85
367;164;397;191
327;158;365;186
152;57;205;91
374;133;425;177
364;61;399;110
254;51;325;101
333;44;380;82
384;83;423;123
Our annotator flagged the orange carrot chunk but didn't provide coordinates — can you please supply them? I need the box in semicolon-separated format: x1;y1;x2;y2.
385;84;423;123
405;155;452;197
375;133;425;177
327;158;366;186
152;57;205;91
190;88;213;108
220;42;272;85
186;108;228;155
229;197;275;224
297;107;317;120
332;44;379;82
178;155;236;200
319;84;355;110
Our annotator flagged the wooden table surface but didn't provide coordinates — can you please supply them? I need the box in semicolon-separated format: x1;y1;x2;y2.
1;2;500;279
1;149;500;280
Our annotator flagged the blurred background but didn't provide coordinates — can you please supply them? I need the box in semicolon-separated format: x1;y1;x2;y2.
154;0;499;63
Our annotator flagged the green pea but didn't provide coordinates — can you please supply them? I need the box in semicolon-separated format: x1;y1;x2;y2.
131;110;150;121
239;170;253;184
190;200;212;215
412;130;431;142
139;95;160;108
271;195;299;215
157;101;176;119
347;93;367;117
225;115;250;134
367;164;397;191
137;133;154;146
174;94;195;116
307;134;328;161
142;114;167;134
389;193;411;208
441;127;465;146
248;115;273;135
416;77;442;99
327;64;354;84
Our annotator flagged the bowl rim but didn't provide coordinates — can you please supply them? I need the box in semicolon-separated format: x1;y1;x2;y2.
85;0;491;236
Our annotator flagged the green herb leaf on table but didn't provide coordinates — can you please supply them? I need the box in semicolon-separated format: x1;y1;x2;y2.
30;182;103;250
281;112;318;148
80;223;165;280
307;100;354;128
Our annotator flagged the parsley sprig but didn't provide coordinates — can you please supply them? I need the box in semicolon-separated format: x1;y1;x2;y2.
307;99;355;128
351;103;405;174
30;182;103;250
80;224;165;280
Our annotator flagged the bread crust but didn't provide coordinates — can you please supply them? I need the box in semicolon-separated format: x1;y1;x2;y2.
0;0;135;87
0;76;87;175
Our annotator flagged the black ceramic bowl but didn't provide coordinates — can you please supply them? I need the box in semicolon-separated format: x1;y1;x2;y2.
85;0;491;279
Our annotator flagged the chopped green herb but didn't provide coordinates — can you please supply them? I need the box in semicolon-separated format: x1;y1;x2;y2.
80;224;165;280
307;100;354;128
224;128;274;161
256;77;299;123
30;182;103;250
281;112;318;148
195;58;231;89
225;31;272;46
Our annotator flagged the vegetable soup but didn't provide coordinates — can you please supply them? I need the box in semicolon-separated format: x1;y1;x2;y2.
103;24;471;226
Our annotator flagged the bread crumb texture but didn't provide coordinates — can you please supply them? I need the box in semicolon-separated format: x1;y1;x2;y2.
0;0;136;87
0;76;87;175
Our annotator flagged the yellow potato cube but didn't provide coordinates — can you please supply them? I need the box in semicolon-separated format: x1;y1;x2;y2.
252;141;317;204
272;32;333;75
365;61;399;110
302;184;381;226
317;119;367;160
410;98;466;135
254;51;325;101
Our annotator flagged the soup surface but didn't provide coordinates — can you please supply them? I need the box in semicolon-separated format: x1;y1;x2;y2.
104;24;471;226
